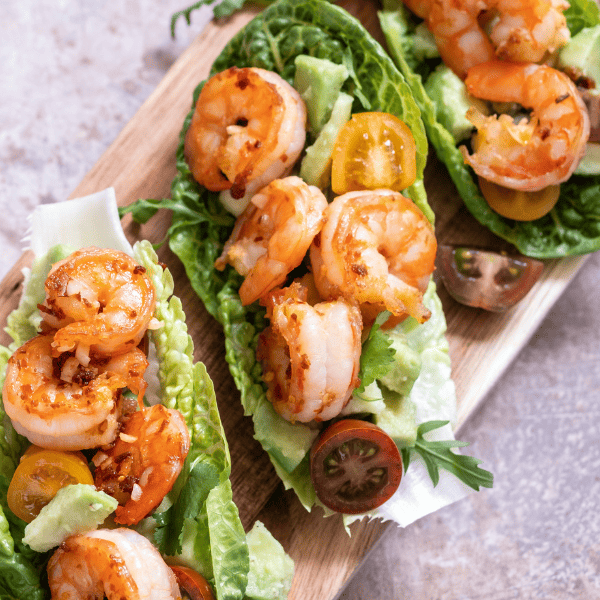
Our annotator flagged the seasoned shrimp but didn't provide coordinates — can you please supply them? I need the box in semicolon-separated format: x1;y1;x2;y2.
258;282;362;423
460;61;591;191
310;190;436;324
215;176;328;306
40;247;157;362
47;528;181;600
2;333;148;451
184;67;307;211
414;0;570;79
93;404;190;525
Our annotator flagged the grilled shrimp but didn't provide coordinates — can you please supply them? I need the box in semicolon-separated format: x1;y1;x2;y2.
215;176;328;306
93;404;190;525
40;247;157;362
460;61;591;191
2;333;148;451
408;0;570;79
47;528;181;600
184;67;307;213
258;282;362;423
310;190;436;324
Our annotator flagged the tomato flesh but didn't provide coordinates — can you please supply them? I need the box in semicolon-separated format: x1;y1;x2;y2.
170;566;215;600
436;244;544;311
478;177;560;221
331;112;417;194
310;419;403;514
7;446;94;523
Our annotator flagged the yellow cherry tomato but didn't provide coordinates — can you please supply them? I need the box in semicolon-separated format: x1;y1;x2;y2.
7;447;94;523
331;112;417;194
478;177;561;221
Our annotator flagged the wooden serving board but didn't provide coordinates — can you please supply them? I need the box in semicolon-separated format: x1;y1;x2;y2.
0;2;590;598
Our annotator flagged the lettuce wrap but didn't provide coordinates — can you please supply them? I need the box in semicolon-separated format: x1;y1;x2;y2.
0;189;293;600
124;0;492;528
378;0;600;259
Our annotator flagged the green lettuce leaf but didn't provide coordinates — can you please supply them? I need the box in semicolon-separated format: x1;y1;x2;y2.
379;1;600;258
126;0;452;516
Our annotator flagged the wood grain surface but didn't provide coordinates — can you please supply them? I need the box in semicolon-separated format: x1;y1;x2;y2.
0;2;590;598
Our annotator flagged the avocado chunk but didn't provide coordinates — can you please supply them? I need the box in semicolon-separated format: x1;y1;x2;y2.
374;389;418;448
558;25;600;86
244;521;294;600
413;22;439;61
378;330;422;397
424;64;489;143
300;92;353;189
23;484;117;552
575;142;600;175
293;55;349;136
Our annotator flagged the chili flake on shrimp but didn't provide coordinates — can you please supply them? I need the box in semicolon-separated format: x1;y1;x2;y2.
40;247;157;362
258;282;362;423
461;61;590;191
310;189;437;325
93;404;190;525
184;66;307;214
47;528;181;600
215;176;328;305
2;333;148;451
405;0;571;79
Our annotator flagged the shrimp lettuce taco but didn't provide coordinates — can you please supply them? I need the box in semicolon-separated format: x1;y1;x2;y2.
123;0;492;527
378;0;600;258
0;189;293;600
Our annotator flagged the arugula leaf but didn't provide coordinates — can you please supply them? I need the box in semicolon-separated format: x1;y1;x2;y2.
404;421;494;491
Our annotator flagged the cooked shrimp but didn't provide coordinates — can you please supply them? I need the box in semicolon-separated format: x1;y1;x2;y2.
416;0;570;79
310;190;436;324
460;61;591;191
47;528;181;600
40;247;157;362
93;404;190;525
184;66;307;212
215;176;328;306
257;282;362;423
2;334;148;451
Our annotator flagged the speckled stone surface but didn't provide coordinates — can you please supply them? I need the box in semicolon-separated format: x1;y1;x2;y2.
2;2;600;599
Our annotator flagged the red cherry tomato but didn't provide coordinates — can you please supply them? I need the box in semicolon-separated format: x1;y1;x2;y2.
170;566;215;600
331;112;417;194
310;419;403;514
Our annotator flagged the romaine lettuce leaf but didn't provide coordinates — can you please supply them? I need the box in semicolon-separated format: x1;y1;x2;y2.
379;0;600;258
125;0;463;522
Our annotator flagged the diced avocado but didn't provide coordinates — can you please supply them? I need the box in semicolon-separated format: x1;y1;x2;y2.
558;25;600;86
252;398;318;474
378;330;422;397
23;484;117;552
244;521;294;600
424;64;489;143
374;389;417;448
299;92;353;189
413;22;439;61
293;55;349;135
575;142;600;175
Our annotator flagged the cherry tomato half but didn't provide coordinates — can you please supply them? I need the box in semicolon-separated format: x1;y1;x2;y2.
310;419;403;514
170;566;216;600
7;446;94;523
436;244;544;311
331;112;417;194
478;177;560;221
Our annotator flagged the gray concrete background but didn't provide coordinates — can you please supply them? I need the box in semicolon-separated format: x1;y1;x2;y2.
2;1;600;598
